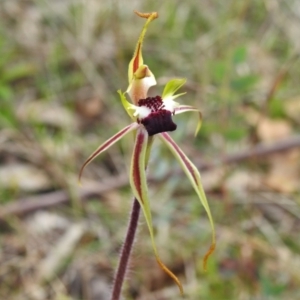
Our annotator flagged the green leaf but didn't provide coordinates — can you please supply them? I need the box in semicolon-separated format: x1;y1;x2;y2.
269;98;286;119
261;275;286;296
232;46;247;64
231;75;258;92
0;84;13;99
224;125;247;142
3;62;36;81
211;61;227;83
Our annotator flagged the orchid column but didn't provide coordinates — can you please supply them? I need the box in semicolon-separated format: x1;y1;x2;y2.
79;11;216;298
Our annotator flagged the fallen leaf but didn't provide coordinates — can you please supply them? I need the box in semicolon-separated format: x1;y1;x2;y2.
17;101;77;129
38;223;86;282
256;118;292;143
224;170;262;195
76;96;103;119
202;168;225;191
285;96;300;124
26;211;70;235
0;163;51;192
265;150;300;193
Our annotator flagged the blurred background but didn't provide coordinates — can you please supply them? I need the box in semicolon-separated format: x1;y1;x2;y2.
1;0;300;299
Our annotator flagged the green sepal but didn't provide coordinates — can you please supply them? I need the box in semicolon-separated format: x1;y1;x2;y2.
162;78;187;99
117;90;135;120
174;105;203;136
128;12;158;84
159;132;216;270
130;127;184;295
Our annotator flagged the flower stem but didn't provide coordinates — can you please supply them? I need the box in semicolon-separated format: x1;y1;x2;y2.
110;198;140;300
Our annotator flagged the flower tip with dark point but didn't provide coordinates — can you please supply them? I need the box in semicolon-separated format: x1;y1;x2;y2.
203;242;216;271
78;165;85;186
156;258;184;295
134;10;158;20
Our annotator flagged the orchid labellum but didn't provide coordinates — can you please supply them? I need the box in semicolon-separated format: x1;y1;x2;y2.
79;11;215;295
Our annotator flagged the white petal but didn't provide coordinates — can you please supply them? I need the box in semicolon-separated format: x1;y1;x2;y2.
129;105;152;119
161;96;180;113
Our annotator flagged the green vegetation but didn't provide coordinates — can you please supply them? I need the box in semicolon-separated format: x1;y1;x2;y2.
1;1;300;299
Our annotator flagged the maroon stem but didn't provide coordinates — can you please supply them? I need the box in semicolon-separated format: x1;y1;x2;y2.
110;198;140;300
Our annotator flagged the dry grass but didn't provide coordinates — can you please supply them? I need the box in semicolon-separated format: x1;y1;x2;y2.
1;0;300;299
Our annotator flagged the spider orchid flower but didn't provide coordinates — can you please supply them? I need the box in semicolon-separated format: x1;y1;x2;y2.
79;11;215;295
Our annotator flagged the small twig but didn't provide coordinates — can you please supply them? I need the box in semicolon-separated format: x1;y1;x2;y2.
1;135;300;220
196;134;300;171
0;174;129;220
110;198;140;300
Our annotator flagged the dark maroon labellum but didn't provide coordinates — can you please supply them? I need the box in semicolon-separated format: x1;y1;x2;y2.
141;110;177;136
138;96;177;136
